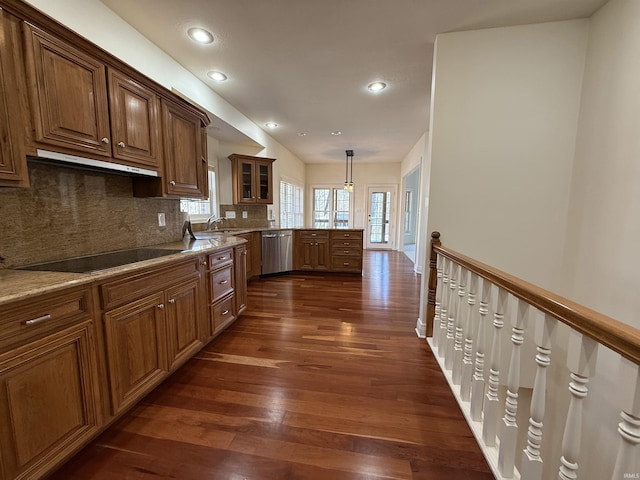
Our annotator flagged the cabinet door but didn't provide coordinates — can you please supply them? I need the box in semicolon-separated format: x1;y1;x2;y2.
255;159;273;204
23;23;111;157
108;68;161;169
161;99;204;197
103;292;167;415
0;9;28;187
235;157;256;203
165;277;202;371
315;238;330;269
234;244;247;315
0;322;100;480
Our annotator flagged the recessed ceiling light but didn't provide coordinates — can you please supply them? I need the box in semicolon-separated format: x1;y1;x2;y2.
367;81;387;92
187;27;214;44
207;71;227;81
297;132;307;137
331;131;342;136
265;122;278;128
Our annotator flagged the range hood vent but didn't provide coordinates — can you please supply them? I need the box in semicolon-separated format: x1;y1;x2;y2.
31;149;158;177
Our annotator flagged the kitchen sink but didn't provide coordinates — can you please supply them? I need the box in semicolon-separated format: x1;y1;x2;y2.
18;248;185;273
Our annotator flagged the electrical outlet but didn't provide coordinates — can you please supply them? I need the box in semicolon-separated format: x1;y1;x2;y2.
225;211;236;219
242;211;248;219
158;212;166;227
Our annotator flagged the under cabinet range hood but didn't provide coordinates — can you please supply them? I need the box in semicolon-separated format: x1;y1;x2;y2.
31;149;158;177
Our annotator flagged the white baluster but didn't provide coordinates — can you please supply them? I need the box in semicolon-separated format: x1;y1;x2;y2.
433;254;444;350
483;287;508;447
471;278;491;421
611;358;640;480
437;258;451;359
558;331;598;480
461;272;478;401
444;263;458;370
499;300;530;478
521;313;556;480
452;267;467;385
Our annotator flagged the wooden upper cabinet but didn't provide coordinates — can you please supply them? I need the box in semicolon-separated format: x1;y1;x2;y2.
0;9;28;188
107;68;161;169
161;99;204;197
229;153;275;204
23;23;112;157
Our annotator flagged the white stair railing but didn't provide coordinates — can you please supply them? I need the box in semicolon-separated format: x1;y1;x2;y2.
425;232;640;480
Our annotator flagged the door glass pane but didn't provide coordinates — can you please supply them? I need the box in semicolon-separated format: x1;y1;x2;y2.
369;191;391;244
258;164;269;200
334;189;351;229
313;188;330;228
241;162;252;199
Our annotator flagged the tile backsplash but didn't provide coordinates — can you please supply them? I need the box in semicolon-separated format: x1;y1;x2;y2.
218;204;269;229
0;162;186;269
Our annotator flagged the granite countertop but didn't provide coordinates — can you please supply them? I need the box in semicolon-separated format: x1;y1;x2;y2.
0;235;245;307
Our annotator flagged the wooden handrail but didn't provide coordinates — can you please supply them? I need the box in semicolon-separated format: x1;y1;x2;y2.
427;232;640;365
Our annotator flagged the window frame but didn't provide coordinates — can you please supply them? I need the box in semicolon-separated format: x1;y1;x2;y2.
180;166;217;223
311;184;353;229
279;178;304;228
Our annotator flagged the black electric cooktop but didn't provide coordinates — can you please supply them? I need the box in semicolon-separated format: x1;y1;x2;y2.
18;248;184;273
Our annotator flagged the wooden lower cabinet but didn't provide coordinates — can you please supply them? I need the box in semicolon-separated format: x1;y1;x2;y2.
102;265;203;415
103;292;168;416
294;230;330;271
235;232;261;279
0;321;100;480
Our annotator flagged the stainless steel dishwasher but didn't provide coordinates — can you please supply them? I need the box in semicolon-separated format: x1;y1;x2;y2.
261;230;293;275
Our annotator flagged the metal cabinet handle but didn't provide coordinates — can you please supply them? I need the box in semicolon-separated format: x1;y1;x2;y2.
344;250;349;253
117;141;125;148
23;314;52;326
168;299;175;304
222;309;229;315
170;180;176;186
344;242;350;246
311;233;317;236
219;279;228;284
217;256;227;260
344;234;350;237
101;137;110;144
201;261;207;266
157;303;165;309
343;262;349;266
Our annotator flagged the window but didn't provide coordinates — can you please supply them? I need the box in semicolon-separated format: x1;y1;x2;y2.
280;180;303;228
313;187;352;229
180;167;217;222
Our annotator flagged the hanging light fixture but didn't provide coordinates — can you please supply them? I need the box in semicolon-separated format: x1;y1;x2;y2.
343;149;354;192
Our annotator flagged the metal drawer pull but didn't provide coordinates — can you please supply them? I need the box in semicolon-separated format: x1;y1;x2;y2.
311;233;317;236
217;256;227;260
23;314;52;326
344;234;350;237
219;279;228;284
344;242;350;246
344;250;349;253
222;309;229;315
343;262;349;266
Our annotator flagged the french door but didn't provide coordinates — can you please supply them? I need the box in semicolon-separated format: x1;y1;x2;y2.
366;185;397;250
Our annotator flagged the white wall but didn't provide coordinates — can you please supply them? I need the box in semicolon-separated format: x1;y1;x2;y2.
425;20;588;291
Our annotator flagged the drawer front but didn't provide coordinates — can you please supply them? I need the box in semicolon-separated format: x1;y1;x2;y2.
211;294;235;332
209;266;234;303
101;258;199;310
331;257;363;272
208;248;233;270
298;230;330;239
331;246;363;256
331;238;362;248
0;287;93;350
331;230;363;241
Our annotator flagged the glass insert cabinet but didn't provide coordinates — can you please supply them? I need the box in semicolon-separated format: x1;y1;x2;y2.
228;153;275;204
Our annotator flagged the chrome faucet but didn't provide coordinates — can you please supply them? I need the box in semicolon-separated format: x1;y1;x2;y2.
206;215;224;230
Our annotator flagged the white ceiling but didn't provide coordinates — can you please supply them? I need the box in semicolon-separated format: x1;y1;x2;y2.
101;0;607;164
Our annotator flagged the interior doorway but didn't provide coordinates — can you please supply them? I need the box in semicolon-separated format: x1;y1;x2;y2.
402;167;420;262
366;185;397;250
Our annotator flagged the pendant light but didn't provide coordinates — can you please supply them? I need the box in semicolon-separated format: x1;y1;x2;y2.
343;149;354;192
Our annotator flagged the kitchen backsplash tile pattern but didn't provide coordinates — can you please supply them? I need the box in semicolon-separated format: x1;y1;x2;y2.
218;204;269;228
0;162;185;269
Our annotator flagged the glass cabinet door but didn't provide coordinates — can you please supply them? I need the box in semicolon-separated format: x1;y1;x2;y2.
240;160;254;201
257;161;271;202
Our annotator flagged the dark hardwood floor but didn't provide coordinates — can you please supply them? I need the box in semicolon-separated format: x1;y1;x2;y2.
50;250;493;480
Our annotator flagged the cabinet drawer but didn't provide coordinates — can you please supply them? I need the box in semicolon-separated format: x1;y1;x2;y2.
331;238;362;248
0;287;93;350
331;231;363;241
211;294;235;333
101;258;199;310
331;257;363;272
331;246;363;256
298;230;330;239
209;266;234;303
208;248;233;270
